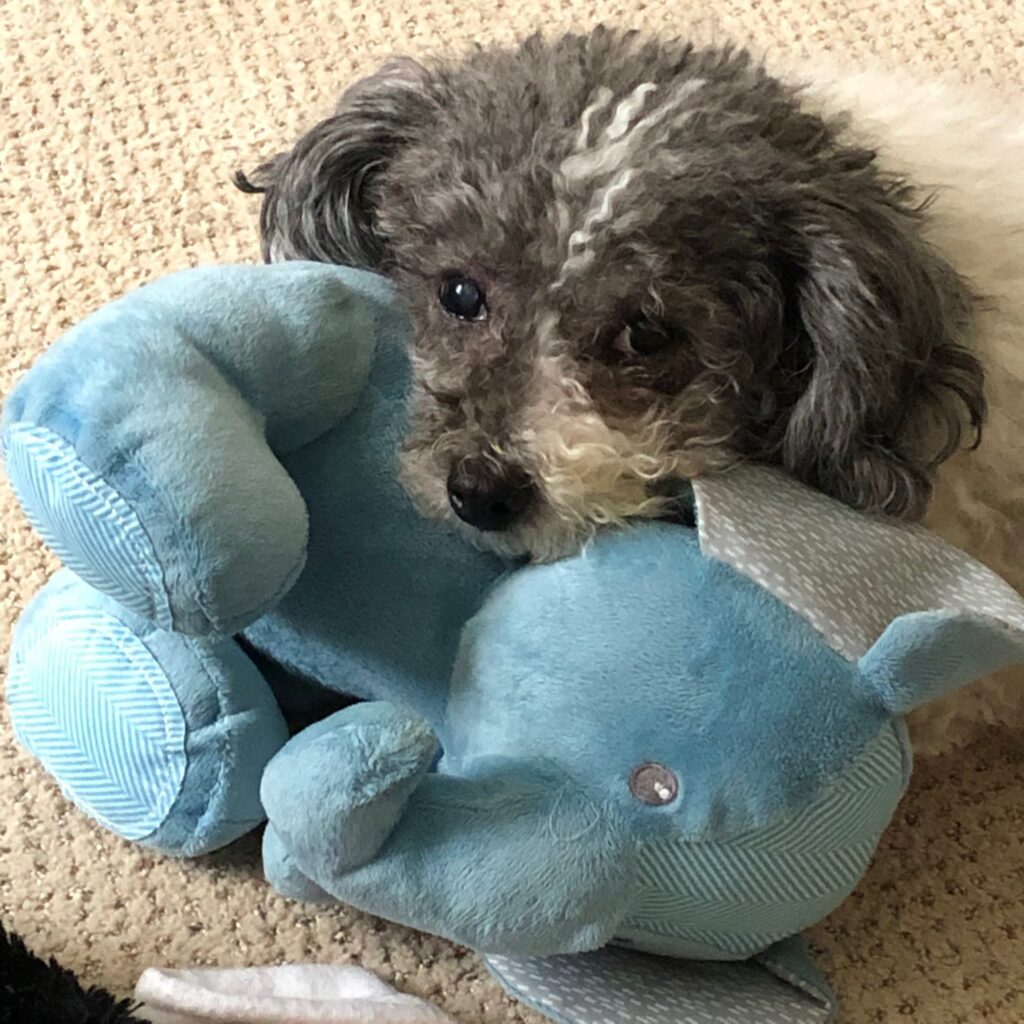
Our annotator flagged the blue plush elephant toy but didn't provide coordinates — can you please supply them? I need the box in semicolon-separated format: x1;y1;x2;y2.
4;263;1024;1024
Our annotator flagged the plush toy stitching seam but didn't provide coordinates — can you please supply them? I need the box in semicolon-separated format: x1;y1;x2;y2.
177;634;237;852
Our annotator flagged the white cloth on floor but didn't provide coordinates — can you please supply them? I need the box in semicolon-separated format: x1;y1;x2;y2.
134;963;457;1023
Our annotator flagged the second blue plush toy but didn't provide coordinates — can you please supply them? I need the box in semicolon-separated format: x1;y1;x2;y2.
4;263;1024;1024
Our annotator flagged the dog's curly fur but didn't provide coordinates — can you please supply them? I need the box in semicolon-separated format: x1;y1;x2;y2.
238;30;1024;750
238;30;984;560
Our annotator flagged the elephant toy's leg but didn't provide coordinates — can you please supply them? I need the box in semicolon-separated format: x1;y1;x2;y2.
6;570;289;857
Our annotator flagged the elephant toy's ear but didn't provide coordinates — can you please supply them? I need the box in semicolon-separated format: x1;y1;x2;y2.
691;464;1024;661
485;936;837;1024
859;611;1024;715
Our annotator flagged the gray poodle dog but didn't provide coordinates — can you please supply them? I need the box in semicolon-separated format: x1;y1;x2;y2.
236;28;984;563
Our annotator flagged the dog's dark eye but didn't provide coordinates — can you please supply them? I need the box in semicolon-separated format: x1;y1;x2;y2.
615;316;677;357
439;274;488;321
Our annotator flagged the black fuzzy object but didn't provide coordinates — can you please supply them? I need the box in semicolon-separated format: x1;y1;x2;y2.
0;924;146;1023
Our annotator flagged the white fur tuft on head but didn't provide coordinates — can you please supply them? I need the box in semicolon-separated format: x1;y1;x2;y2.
553;79;707;290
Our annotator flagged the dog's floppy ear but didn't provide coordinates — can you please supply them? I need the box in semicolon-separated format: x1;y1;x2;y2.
235;57;431;269
774;174;985;519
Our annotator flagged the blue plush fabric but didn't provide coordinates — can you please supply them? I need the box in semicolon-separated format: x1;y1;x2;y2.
2;262;400;637
4;262;1024;989
258;525;911;959
239;292;506;715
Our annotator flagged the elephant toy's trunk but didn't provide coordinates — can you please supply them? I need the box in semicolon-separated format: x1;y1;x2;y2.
261;702;633;955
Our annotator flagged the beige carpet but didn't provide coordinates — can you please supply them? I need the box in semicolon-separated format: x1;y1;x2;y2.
2;1;1023;1021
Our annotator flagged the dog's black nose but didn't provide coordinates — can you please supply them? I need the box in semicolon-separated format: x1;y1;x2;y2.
447;457;536;532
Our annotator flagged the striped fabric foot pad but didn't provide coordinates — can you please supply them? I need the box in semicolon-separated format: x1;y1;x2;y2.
2;422;172;629
7;606;187;842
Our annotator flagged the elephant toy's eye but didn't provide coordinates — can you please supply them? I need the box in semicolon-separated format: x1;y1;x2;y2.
629;763;679;806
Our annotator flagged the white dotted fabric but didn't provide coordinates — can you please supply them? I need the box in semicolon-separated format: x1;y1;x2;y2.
692;465;1024;661
486;946;832;1024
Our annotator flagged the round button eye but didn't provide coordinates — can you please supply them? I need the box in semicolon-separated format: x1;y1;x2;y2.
629;763;679;806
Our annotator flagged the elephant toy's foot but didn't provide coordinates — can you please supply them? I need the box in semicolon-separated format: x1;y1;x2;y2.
7;570;289;857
